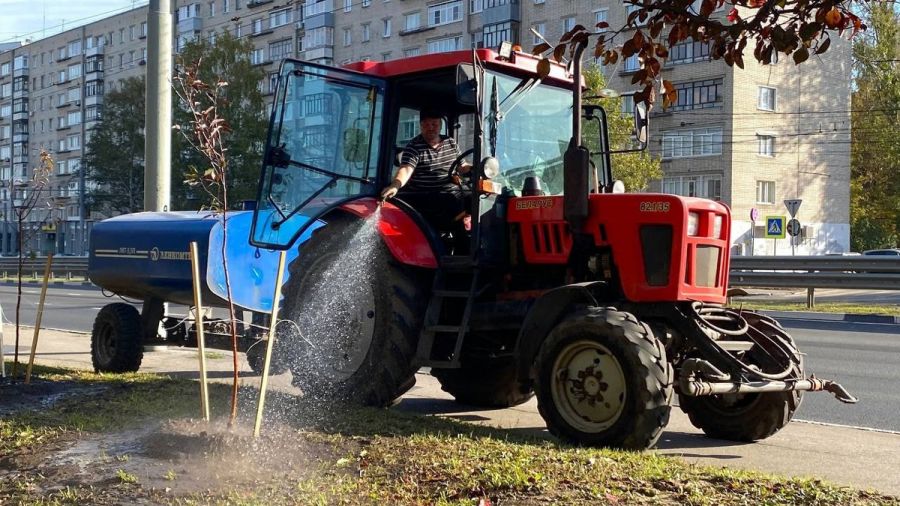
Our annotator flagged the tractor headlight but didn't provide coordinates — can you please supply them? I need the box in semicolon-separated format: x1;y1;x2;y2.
712;215;724;239
687;212;700;236
482;156;500;179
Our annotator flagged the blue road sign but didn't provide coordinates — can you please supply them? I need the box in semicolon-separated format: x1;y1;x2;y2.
765;216;786;239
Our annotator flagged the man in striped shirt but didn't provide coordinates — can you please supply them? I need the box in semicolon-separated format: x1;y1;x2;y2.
380;109;472;233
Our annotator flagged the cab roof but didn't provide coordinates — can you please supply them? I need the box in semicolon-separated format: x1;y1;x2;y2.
343;49;576;87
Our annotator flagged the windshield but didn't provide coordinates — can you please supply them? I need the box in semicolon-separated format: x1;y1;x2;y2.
484;70;573;196
251;60;385;249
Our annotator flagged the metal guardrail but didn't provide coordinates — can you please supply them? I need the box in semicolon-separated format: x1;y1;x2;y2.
729;256;900;307
0;256;89;281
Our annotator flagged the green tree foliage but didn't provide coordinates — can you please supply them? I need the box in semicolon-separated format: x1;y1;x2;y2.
582;66;662;192
84;77;146;216
173;31;267;210
850;4;899;251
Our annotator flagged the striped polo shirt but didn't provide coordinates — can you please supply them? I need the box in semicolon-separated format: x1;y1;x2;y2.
399;134;462;193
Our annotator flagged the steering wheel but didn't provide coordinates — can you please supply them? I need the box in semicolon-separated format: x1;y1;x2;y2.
448;148;476;183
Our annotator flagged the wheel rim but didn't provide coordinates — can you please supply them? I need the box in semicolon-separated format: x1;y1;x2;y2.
550;339;627;433
97;323;116;365
289;250;377;382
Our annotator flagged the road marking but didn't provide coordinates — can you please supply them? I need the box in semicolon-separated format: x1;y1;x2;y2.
795;418;900;435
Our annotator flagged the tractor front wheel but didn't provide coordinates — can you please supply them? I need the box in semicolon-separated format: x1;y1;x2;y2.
535;307;673;450
678;316;803;442
91;303;143;373
279;216;426;407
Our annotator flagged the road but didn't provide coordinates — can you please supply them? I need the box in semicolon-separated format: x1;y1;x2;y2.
3;283;898;432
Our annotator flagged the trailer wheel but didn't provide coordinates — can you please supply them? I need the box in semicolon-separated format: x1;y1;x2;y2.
535;307;673;450
432;361;534;408
678;318;803;442
91;303;143;373
279;216;426;407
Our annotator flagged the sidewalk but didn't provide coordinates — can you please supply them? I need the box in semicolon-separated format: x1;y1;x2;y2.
3;326;900;497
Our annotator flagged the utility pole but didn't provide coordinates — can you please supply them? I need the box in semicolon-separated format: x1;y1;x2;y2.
144;0;173;212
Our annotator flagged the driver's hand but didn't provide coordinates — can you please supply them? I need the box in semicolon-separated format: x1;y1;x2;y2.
380;180;401;200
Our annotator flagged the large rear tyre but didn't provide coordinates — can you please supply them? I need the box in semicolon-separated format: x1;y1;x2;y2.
534;308;673;450
432;361;534;408
678;315;803;442
91;303;143;373
279;216;427;407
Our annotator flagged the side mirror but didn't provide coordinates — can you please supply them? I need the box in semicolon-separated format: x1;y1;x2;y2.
456;63;478;106
633;101;649;147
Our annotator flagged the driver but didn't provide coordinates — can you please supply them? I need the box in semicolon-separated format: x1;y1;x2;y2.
380;109;472;233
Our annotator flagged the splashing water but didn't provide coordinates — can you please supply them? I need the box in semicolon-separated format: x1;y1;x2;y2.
275;208;384;402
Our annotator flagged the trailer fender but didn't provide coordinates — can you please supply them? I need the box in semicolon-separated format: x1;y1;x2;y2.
514;281;607;385
337;197;438;269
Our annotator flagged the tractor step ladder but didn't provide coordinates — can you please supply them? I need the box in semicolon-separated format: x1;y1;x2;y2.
415;255;482;368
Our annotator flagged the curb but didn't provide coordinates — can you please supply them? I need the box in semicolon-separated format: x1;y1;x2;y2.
760;310;900;325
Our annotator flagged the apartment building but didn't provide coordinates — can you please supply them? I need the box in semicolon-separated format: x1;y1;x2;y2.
0;0;851;255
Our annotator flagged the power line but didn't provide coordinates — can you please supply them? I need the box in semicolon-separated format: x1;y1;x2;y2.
0;2;150;45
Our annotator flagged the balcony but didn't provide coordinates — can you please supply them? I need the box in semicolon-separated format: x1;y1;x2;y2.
86;46;105;57
483;2;520;24
248;0;274;8
56;100;74;109
399;25;434;36
84;95;102;107
12;68;28;78
251;28;275;38
304;46;333;61
177;16;203;33
12;133;28;143
12;110;27;121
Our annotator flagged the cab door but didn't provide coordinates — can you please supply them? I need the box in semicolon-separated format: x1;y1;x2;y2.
250;59;386;249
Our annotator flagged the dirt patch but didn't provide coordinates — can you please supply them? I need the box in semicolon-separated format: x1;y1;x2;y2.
0;378;358;503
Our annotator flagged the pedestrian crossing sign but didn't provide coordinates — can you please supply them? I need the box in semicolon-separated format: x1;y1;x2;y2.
765;216;786;239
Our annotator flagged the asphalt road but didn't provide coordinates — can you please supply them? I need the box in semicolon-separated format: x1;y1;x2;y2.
2;283;898;432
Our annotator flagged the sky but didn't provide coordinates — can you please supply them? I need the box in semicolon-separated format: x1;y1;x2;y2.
0;1;147;45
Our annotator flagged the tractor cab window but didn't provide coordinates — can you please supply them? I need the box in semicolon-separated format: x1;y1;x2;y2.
483;70;572;197
251;60;386;249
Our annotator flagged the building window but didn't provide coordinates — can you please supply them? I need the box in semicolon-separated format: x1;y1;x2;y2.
661;127;723;159
672;78;723;111
67;110;81;126
483;21;516;48
223;0;230;13
85;80;103;96
253;18;263;34
305;0;329;17
470;0;482;13
756;180;775;204
531;23;545;46
669;38;711;64
427;36;462;53
563;16;576;33
250;48;266;64
269;38;292;60
86;105;101;121
758;86;776;111
757;135;775;157
429;1;462;27
303;27;334;48
270;9;291;28
383;18;392;37
382;52;391;61
343;28;352;46
404;47;421;57
362;23;370;42
405;12;421;32
663;175;721;199
624;53;640;72
268;72;279;93
67;134;81;151
620;94;635;116
594;9;608;30
344;0;352;12
68;39;82;57
362;0;371;6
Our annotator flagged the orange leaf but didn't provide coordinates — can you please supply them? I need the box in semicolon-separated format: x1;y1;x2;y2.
532;42;551;55
824;8;842;29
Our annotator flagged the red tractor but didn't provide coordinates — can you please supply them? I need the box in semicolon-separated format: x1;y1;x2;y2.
250;41;855;449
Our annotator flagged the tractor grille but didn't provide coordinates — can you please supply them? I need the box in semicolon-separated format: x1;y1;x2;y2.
526;222;571;263
640;224;673;286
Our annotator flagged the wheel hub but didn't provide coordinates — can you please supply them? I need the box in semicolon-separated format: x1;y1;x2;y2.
551;340;627;433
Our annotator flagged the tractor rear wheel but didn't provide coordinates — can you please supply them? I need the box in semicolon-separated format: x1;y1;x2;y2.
534;307;673;450
432;361;534;408
678;317;803;442
91;303;143;373
279;216;426;407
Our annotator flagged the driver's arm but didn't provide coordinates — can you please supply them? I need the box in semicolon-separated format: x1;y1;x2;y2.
381;163;415;199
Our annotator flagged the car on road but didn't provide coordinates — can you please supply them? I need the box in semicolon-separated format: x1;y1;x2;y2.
863;249;900;256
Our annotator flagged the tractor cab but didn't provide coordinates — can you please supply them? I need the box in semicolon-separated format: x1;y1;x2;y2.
248;49;582;258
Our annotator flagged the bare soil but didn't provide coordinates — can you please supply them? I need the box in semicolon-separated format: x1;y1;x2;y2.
0;377;357;504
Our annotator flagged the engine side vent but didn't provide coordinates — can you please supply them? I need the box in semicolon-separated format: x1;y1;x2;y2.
523;222;572;263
